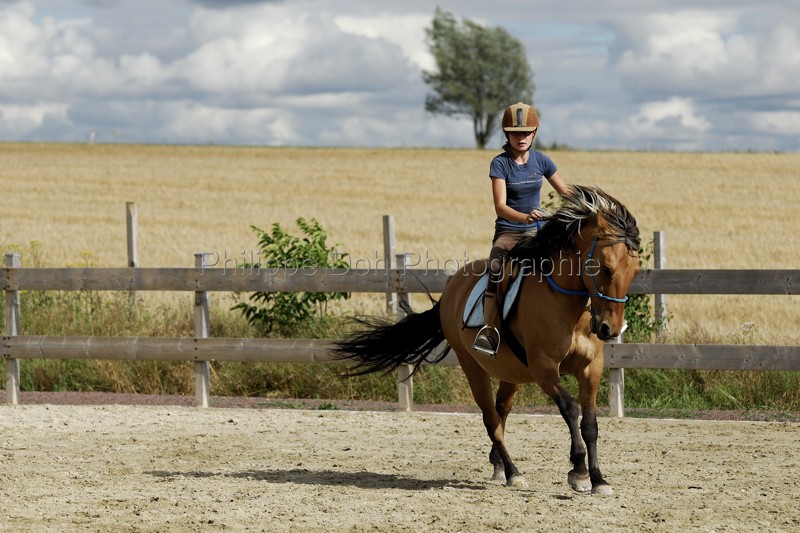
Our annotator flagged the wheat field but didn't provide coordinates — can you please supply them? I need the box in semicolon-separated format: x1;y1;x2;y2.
2;142;798;341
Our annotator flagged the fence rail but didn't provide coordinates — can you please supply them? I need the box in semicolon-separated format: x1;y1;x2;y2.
3;267;799;294
5;335;798;371
604;343;800;371
3;336;338;363
4;218;799;416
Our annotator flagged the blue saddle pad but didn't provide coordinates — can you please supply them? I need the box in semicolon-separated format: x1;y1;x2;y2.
463;272;524;328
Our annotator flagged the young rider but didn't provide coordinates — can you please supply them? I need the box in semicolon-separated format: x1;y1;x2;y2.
473;101;571;356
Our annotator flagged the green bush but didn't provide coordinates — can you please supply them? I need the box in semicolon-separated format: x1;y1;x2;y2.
232;218;351;337
623;239;668;342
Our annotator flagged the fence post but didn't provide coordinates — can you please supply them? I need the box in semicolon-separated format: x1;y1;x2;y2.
194;253;211;408
395;252;413;411
607;343;625;418
654;231;667;333
126;202;139;308
5;253;21;405
126;202;139;268
383;215;397;315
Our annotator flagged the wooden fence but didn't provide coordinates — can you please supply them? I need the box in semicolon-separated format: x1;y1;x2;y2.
3;214;799;416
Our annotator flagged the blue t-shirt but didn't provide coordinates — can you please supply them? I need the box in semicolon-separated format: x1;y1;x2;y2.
490;150;557;232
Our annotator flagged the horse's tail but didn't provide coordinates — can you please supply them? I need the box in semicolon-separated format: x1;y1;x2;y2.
332;302;451;376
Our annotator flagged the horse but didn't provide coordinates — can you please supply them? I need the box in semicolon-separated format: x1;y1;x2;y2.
333;185;640;496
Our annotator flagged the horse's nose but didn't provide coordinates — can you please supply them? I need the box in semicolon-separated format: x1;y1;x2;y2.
596;321;614;341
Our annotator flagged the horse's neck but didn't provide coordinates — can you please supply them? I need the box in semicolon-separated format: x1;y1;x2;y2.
547;251;586;293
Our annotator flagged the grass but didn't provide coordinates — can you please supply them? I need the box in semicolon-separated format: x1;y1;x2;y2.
6;286;799;413
2;143;799;412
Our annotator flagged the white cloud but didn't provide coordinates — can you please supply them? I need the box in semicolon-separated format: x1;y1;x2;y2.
0;2;170;103
174;6;419;102
0;3;93;84
756;24;800;94
118;53;164;87
282;28;414;94
638;98;709;131
612;9;800;100
750;111;800;136
161;102;286;144
334;14;434;71
623;97;711;150
614;10;754;93
0;103;69;136
0;1;797;151
177;4;301;95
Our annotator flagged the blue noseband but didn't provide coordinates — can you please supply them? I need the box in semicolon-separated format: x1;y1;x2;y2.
544;237;630;304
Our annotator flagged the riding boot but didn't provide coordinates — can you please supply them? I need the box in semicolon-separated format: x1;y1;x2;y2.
473;279;501;357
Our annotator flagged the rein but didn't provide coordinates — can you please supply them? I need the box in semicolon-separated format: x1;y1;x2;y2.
543;237;629;304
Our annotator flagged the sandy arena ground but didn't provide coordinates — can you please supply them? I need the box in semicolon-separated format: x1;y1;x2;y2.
0;404;798;532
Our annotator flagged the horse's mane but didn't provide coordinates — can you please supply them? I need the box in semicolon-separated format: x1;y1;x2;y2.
509;185;640;264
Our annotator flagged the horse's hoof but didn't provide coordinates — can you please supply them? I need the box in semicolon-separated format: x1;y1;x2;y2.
491;471;506;483
507;475;528;489
592;483;613;496
567;472;592;493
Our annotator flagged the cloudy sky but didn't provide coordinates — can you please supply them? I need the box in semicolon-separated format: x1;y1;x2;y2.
1;0;798;151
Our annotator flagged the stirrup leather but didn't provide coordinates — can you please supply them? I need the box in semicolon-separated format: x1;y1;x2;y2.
473;324;501;357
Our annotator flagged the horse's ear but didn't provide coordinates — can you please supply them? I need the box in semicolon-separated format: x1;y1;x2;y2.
589;211;611;234
577;210;597;233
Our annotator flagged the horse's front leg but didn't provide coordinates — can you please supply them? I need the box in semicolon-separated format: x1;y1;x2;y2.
577;361;613;495
549;385;593;493
535;367;592;493
578;408;611;495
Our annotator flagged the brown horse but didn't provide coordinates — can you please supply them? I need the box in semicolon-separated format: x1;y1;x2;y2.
334;185;640;495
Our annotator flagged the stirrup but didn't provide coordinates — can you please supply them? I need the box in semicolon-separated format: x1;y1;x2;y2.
473;325;500;357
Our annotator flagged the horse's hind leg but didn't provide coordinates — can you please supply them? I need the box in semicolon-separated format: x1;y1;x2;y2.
489;381;521;483
457;352;527;488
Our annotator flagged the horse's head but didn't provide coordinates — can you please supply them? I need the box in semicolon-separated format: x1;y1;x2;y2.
509;185;640;341
572;188;640;340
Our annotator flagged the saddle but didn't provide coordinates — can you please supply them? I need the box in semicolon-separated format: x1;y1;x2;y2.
462;266;525;328
462;265;529;367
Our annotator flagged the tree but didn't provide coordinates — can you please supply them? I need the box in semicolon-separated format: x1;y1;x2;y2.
423;8;535;149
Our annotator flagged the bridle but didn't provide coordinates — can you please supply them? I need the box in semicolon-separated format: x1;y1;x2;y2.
543;236;630;304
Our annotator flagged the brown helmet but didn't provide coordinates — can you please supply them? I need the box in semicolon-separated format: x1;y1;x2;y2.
502;102;539;132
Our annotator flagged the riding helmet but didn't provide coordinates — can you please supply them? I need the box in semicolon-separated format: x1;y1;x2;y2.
502;102;539;132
